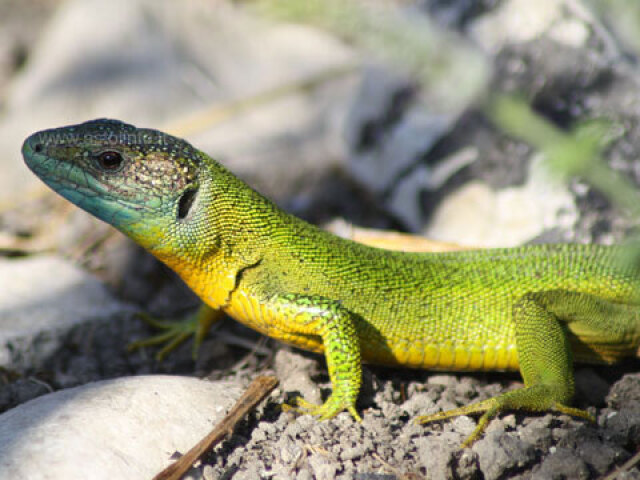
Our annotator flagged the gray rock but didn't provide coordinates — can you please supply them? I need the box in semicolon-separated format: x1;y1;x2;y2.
0;375;243;480
7;0;191;118
606;373;640;411
602;408;640;447
343;68;412;156
532;447;591;480
345;68;452;193
0;255;135;370
577;435;628;476
519;415;555;451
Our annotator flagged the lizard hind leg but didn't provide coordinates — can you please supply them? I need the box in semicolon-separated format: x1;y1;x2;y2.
415;383;594;447
417;290;605;447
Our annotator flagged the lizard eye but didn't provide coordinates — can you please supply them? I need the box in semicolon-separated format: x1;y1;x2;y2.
96;151;124;171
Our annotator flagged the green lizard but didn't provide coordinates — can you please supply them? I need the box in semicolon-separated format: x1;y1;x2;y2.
22;119;640;446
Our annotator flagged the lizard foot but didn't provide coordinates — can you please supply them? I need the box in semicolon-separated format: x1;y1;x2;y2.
416;397;500;447
416;395;595;448
282;394;362;422
127;305;223;360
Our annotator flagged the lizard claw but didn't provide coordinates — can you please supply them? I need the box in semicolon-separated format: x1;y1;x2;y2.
283;395;362;422
415;395;596;448
128;305;224;361
128;312;200;360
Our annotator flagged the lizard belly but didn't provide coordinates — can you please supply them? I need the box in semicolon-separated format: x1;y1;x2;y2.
362;337;520;371
226;288;520;371
224;289;326;353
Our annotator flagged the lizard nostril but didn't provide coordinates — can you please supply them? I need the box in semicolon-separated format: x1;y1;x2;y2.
34;143;43;153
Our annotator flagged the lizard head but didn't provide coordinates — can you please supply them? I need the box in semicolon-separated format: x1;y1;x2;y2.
22;119;205;254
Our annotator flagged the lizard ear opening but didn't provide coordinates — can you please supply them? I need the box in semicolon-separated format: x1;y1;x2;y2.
177;187;198;221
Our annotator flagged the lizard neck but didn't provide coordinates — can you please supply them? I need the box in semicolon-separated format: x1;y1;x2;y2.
149;160;285;309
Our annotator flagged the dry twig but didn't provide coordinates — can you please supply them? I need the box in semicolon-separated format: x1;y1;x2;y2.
153;375;278;480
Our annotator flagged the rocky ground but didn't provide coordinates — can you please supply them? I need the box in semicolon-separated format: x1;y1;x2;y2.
1;0;640;479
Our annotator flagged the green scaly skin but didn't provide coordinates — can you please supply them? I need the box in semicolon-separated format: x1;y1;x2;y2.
22;119;640;446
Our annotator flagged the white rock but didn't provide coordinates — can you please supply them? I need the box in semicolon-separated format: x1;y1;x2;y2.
548;18;590;47
471;0;564;52
424;155;577;247
0;375;243;480
0;255;134;368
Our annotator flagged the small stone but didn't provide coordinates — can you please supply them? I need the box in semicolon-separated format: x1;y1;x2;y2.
415;432;466;480
532;447;590;480
308;452;337;480
202;465;216;480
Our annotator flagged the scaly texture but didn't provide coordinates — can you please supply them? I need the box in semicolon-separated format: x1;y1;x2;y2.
22;119;640;445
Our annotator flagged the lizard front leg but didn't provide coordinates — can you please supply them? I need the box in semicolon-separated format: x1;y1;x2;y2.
264;293;363;421
128;304;224;360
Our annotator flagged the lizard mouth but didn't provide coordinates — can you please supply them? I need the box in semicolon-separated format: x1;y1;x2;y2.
22;132;133;228
22;134;41;170
23;134;90;194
